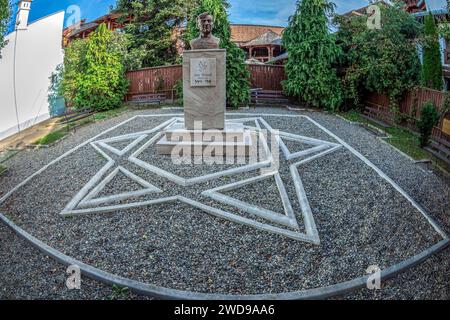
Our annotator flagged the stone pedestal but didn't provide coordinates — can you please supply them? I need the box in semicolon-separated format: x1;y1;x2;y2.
183;49;226;130
156;48;254;158
156;122;254;157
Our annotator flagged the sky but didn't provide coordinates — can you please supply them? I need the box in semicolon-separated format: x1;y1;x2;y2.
8;0;448;32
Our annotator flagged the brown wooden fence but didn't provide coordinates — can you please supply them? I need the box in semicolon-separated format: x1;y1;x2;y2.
363;87;449;144
125;64;286;101
248;64;286;91
126;65;182;101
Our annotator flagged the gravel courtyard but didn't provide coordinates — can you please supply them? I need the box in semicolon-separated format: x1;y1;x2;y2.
0;107;448;299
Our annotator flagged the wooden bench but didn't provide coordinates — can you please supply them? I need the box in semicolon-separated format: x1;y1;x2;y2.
127;93;167;105
250;89;289;104
59;109;94;125
426;136;450;165
363;102;393;127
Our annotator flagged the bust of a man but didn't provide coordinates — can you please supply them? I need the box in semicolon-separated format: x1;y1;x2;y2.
190;12;220;50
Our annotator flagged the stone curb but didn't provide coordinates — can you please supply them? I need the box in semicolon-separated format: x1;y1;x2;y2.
1;212;448;300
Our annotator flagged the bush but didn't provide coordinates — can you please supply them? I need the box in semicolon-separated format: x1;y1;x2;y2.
417;101;440;147
61;24;128;111
335;3;421;109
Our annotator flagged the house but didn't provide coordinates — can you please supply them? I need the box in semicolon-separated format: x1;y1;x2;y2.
405;0;449;91
62;12;131;46
342;0;389;17
62;15;286;63
239;30;284;63
230;24;285;62
0;1;65;141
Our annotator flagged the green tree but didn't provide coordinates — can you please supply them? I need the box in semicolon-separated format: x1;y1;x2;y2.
116;0;194;69
0;0;11;58
61;24;128;111
282;0;342;110
61;39;87;106
185;0;250;109
335;2;422;109
422;13;443;90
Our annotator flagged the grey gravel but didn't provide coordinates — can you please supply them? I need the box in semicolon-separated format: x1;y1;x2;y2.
0;106;448;299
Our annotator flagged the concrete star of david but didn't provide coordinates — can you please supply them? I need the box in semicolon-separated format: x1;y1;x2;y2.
60;117;342;244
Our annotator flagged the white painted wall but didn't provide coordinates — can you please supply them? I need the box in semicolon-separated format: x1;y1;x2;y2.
0;11;65;141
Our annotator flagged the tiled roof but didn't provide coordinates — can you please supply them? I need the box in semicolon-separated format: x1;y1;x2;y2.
93;12;124;23
241;30;282;47
342;1;389;17
68;22;99;38
268;52;288;63
231;24;284;43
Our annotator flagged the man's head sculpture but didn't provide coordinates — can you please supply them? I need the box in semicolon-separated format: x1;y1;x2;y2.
190;12;220;50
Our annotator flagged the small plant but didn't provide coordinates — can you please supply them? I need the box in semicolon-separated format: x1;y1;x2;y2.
155;73;165;92
108;285;130;300
417;101;440;148
34;129;67;146
173;79;183;105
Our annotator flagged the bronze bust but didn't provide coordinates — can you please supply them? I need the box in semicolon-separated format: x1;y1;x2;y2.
190;12;220;50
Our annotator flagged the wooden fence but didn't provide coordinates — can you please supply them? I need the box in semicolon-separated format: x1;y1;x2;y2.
363;87;449;144
126;65;182;101
248;64;286;91
125;64;286;101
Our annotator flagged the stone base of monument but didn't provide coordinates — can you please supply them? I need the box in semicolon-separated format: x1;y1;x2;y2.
156;123;255;157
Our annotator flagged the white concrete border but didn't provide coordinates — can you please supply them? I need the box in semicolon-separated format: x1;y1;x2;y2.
202;171;300;230
0;211;448;300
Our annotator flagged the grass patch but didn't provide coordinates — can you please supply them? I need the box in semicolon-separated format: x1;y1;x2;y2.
340;110;450;173
0;164;7;175
92;106;128;121
340;110;427;159
34;129;68;146
383;127;429;160
339;110;365;123
107;285;130;300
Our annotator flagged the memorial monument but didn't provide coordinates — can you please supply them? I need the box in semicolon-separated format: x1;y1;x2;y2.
156;13;253;157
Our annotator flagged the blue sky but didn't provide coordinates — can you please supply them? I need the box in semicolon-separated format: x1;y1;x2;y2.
10;0;448;31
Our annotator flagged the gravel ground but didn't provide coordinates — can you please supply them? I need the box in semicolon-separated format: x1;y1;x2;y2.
0;107;448;299
0;210;150;300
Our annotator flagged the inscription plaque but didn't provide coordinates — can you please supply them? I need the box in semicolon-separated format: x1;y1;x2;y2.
190;58;217;87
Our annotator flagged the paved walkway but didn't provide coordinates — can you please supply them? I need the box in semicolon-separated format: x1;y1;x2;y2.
0;117;62;151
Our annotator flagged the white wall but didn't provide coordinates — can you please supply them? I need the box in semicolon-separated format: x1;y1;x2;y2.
0;11;65;141
440;37;448;66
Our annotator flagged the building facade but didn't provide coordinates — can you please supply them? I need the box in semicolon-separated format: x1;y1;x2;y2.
0;1;65;141
405;0;449;91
